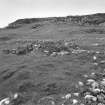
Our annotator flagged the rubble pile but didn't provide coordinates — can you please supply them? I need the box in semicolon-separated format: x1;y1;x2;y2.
2;40;103;57
2;44;33;55
2;40;79;56
72;72;105;105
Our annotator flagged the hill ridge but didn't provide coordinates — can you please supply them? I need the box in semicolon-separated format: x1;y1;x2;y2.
6;13;105;29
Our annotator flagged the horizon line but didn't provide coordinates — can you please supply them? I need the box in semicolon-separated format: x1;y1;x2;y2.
0;12;105;28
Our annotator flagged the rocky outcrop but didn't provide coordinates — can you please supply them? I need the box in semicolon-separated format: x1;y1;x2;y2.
5;13;105;29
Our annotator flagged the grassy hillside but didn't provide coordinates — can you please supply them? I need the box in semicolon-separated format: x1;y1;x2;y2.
0;13;105;105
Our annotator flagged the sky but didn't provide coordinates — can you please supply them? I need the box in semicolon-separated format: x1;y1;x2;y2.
0;0;105;27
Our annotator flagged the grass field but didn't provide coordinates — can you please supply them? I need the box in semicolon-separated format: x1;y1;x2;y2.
1;14;105;105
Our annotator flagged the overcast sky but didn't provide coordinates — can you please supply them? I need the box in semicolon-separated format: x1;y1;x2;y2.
0;0;105;27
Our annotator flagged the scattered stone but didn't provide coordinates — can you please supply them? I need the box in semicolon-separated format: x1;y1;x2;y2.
72;99;78;104
91;72;95;76
73;93;79;97
84;95;97;101
98;103;104;105
91;81;99;89
80;103;84;105
93;62;98;65
96;51;100;54
83;74;88;78
78;81;84;86
91;88;101;93
101;79;105;86
1;71;105;105
13;93;18;99
64;93;71;99
0;98;10;105
87;79;95;84
92;43;99;46
93;56;97;60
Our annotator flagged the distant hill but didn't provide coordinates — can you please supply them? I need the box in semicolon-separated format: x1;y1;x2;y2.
0;13;105;41
6;13;105;29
